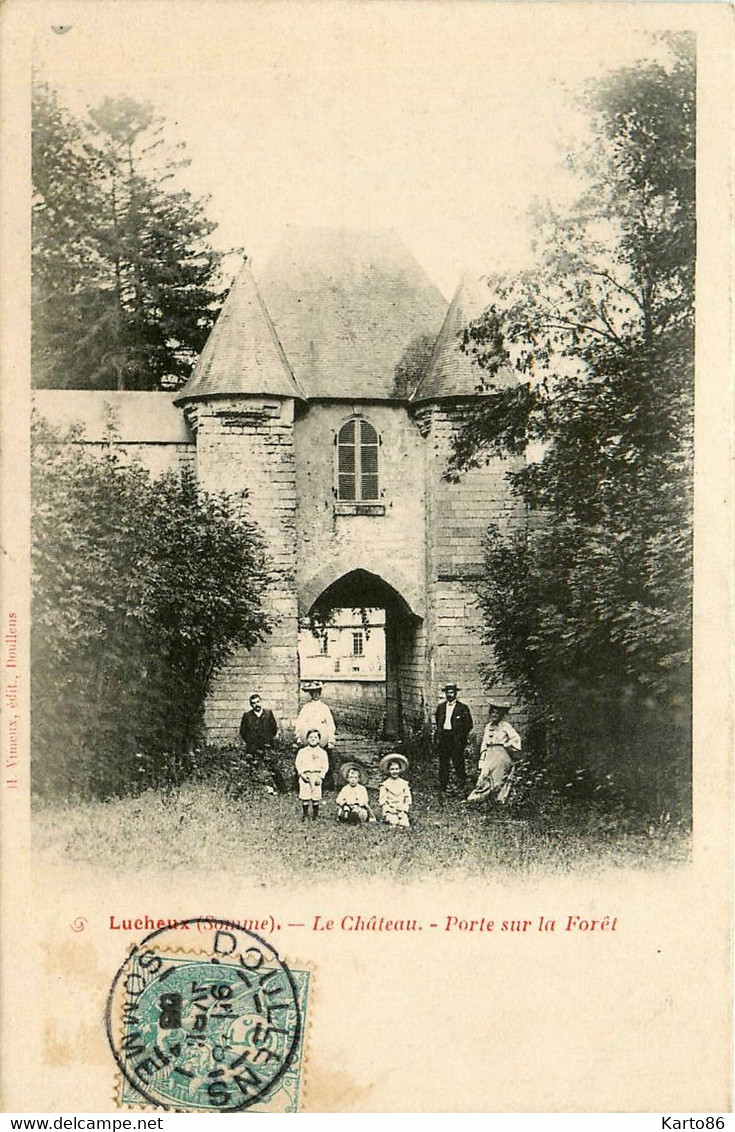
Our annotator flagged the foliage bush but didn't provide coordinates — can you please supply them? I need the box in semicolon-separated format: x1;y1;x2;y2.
449;37;694;820
31;417;271;799
392;718;439;779
173;734;299;797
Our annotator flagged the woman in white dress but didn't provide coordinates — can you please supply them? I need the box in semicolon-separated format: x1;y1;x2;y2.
295;681;336;749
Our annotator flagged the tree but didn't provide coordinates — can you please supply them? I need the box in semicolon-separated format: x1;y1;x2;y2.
31;417;272;798
450;35;695;816
32;85;225;390
31;83;108;388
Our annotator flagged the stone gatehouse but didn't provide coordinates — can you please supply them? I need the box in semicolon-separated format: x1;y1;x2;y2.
35;228;527;741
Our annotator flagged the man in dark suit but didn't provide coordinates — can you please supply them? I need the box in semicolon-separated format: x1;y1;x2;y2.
240;693;278;752
239;693;283;790
434;683;473;792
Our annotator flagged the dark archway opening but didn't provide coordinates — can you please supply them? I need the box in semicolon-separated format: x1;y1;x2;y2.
300;569;424;737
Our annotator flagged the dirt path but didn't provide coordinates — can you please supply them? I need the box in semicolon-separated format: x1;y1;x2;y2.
333;727;403;787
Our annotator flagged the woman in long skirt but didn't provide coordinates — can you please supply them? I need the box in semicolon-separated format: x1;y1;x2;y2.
467;699;521;805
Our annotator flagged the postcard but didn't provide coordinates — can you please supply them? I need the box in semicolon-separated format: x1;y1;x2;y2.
0;0;731;1116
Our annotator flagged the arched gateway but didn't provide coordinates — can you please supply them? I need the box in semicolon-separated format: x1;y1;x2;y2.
176;230;527;740
37;228;527;740
300;568;424;737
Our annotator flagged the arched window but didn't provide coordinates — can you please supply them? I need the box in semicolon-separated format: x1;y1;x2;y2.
337;418;379;501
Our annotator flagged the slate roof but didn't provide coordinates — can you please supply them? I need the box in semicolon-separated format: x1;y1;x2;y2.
174;261;306;403
411;274;518;402
258;228;448;400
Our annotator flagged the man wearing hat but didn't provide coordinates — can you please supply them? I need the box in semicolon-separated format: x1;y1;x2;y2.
434;683;473;792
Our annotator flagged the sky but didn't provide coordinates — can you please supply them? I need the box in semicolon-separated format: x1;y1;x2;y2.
32;1;689;297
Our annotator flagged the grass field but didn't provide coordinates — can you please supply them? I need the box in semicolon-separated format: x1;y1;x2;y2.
33;781;690;882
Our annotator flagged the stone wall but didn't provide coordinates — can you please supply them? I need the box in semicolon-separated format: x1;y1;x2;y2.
32;390;195;478
389;616;427;732
34;389;528;745
293;401;426;618
294;400;428;729
184;396;301;740
303;679;386;732
418;401;527;735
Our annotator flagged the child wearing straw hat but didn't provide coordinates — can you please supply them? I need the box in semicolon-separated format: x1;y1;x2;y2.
378;754;412;828
335;763;376;825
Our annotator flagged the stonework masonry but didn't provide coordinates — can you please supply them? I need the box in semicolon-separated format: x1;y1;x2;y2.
33;232;530;746
294;401;426;618
187;396;301;736
420;402;527;733
33;389;527;744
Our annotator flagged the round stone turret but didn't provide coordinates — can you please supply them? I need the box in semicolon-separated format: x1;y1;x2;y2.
175;261;305;735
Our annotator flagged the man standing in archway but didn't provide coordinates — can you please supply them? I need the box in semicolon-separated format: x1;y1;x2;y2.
434;683;473;793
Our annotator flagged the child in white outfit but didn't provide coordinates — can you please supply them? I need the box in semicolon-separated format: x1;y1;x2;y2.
378;754;412;828
335;763;376;825
295;728;329;820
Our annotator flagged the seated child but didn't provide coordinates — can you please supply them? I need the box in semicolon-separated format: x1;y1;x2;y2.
335;763;376;825
294;728;329;820
378;754;412;828
467;699;521;805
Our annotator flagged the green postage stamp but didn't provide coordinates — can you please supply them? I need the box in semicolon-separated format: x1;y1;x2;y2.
106;919;311;1113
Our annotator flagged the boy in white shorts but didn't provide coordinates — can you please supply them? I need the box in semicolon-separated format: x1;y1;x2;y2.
294;728;329;820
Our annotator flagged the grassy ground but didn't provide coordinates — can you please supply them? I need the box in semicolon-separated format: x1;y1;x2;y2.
33;780;690;882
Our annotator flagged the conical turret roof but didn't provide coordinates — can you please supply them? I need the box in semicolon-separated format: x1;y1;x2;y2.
174;261;306;403
410;274;517;402
259;228;447;399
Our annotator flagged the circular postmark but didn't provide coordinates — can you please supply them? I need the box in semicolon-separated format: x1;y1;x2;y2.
106;918;303;1112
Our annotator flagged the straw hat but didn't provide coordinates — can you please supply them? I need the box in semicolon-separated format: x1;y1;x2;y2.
340;762;363;782
379;753;409;775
